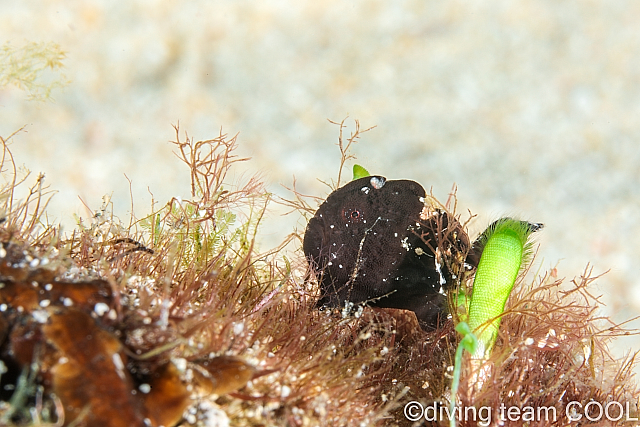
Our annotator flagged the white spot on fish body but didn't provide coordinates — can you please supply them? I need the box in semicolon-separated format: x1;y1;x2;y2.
370;176;386;189
400;237;410;251
435;260;446;285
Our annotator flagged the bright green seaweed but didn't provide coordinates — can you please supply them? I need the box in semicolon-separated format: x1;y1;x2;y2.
450;218;541;427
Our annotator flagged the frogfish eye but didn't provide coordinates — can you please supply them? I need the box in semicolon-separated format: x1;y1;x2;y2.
342;207;362;222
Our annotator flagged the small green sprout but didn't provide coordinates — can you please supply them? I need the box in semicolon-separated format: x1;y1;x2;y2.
352;164;370;180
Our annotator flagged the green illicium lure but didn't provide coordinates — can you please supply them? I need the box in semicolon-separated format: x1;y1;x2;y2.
352;164;370;180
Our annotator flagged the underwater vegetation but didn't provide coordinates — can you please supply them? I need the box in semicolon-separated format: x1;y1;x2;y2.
0;120;638;426
0;41;68;101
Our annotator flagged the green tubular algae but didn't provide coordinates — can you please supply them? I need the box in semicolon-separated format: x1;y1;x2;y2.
466;218;542;358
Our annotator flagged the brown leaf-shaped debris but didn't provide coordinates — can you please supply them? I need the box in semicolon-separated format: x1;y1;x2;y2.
43;308;146;427
190;355;256;396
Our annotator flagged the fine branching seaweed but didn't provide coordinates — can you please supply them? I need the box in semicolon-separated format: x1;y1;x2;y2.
0;121;637;427
0;41;68;101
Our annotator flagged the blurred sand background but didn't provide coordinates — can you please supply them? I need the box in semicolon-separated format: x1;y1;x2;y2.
1;1;639;371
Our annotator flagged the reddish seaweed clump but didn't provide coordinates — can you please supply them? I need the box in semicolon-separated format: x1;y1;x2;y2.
0;123;638;426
